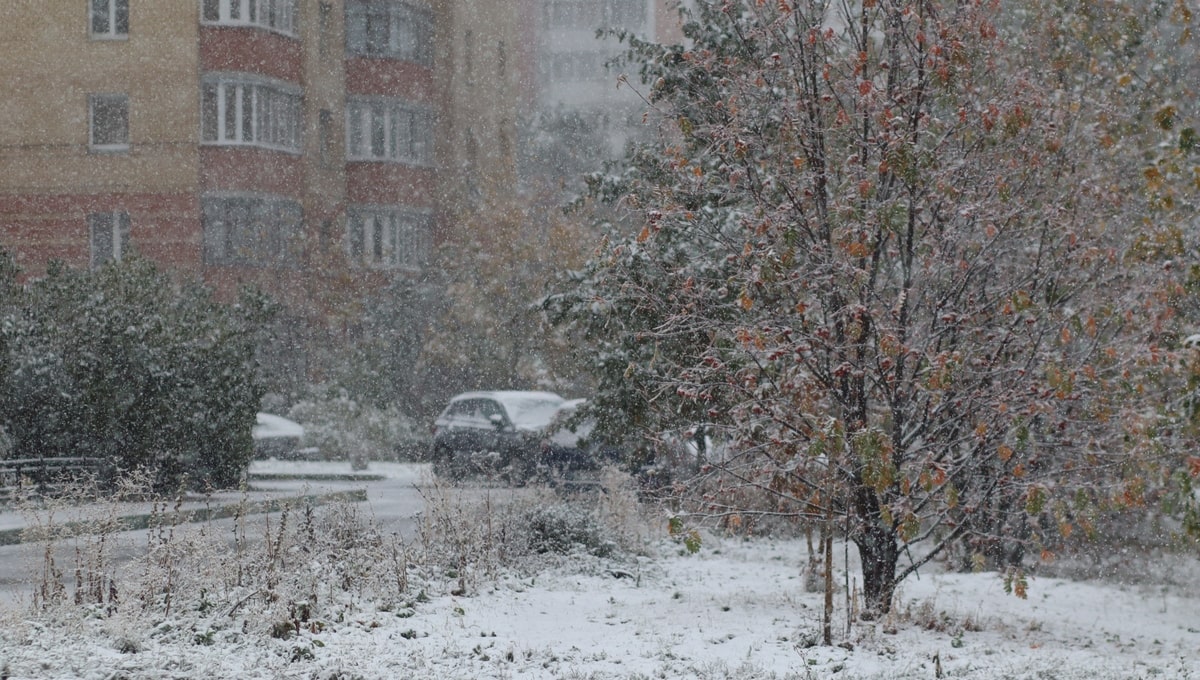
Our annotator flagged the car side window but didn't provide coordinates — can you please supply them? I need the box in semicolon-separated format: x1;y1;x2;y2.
480;399;513;427
478;399;502;419
446;399;484;424
448;399;492;426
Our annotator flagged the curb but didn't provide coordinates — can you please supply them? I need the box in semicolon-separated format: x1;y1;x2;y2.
0;488;368;547
248;472;386;482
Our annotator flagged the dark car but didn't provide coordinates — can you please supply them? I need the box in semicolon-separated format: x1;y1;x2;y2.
430;391;565;483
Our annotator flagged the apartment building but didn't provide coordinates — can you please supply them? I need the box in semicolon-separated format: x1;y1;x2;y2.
434;0;523;217
517;0;682;188
0;0;682;389
0;0;438;319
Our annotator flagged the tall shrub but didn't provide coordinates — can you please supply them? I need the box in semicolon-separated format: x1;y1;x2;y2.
0;254;271;492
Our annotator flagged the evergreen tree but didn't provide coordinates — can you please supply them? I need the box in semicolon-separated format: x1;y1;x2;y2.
0;254;271;492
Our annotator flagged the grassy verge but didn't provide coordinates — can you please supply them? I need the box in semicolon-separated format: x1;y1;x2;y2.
0;489;367;547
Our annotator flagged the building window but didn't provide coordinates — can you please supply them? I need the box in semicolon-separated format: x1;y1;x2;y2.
345;0;433;65
201;0;298;35
89;94;129;152
91;0;129;38
346;206;430;270
88;211;130;269
318;1;333;55
319;108;335;168
202;195;302;267
346;98;433;165
543;51;613;84
201;76;302;152
463;29;474;85
543;0;646;31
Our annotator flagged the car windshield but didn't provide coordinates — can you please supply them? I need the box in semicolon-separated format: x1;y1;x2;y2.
502;396;564;430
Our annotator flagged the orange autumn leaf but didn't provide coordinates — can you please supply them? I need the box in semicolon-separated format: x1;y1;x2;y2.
739;292;754;310
845;241;870;257
1188;456;1200;478
997;444;1013;462
637;225;651;243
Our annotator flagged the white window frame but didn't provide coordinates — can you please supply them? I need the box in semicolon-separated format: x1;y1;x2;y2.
345;97;433;165
346;206;430;270
202;193;303;267
89;93;130;153
90;0;129;39
201;74;302;152
345;0;434;65
88;210;131;269
201;0;298;36
543;0;647;31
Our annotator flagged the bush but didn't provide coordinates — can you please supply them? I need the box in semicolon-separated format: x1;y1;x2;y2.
525;504;615;558
0;253;271;492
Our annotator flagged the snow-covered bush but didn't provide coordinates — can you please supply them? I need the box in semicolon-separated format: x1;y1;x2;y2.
0;425;13;459
0;253;270;492
525;503;615;558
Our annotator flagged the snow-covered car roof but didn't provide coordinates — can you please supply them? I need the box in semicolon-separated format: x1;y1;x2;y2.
557;398;587;411
445;391;565;430
252;412;304;440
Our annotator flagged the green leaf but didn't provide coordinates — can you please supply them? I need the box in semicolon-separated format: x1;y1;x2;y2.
1180;127;1198;153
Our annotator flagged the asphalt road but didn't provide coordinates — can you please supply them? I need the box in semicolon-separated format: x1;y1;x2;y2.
0;461;440;608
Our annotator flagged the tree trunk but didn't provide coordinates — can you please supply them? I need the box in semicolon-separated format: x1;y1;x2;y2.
855;522;900;617
822;499;834;645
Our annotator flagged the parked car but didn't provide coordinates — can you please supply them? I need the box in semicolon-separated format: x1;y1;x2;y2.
538;399;623;485
252;413;318;460
430;391;565;483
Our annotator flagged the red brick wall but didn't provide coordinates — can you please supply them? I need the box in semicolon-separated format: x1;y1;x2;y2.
200;28;303;83
346;163;436;207
200;147;306;199
345;58;435;103
0;192;201;278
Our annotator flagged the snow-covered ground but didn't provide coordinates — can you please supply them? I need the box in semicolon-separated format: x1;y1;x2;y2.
2;533;1198;678
0;461;1197;679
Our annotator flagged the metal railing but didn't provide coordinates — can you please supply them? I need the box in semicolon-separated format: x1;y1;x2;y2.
0;457;101;498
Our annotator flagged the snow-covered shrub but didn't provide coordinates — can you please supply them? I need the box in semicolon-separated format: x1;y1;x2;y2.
0;254;270;492
525;503;615;558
